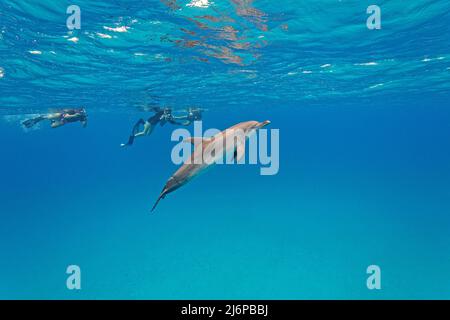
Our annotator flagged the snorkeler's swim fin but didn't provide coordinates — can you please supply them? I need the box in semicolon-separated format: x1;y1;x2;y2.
120;135;135;148
22;116;44;128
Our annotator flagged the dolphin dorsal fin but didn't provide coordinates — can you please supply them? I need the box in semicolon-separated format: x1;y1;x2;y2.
183;137;212;147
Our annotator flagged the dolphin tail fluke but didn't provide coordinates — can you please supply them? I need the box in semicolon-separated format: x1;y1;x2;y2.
151;190;166;213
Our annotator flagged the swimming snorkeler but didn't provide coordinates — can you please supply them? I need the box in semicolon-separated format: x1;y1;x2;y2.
172;107;204;126
120;107;183;147
22;108;88;129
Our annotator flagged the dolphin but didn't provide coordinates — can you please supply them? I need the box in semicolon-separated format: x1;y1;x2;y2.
151;120;271;212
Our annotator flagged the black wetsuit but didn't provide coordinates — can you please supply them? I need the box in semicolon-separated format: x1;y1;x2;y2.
60;112;87;124
182;110;202;125
191;111;202;121
22;109;87;128
123;109;166;146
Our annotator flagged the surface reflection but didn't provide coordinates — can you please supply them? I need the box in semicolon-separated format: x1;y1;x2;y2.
160;0;269;65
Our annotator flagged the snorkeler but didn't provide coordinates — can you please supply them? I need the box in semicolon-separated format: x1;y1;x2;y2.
172;107;204;126
22;108;88;129
120;107;183;147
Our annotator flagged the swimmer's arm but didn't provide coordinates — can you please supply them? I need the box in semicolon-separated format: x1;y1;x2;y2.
63;114;79;120
81;120;88;128
171;114;188;120
170;119;191;126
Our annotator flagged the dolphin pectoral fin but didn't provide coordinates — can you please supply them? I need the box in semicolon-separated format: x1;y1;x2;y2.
233;141;246;163
151;191;166;213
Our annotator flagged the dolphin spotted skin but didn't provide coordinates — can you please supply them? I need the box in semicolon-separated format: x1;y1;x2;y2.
151;120;271;212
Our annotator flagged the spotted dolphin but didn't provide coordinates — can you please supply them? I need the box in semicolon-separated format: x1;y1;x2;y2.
151;120;271;212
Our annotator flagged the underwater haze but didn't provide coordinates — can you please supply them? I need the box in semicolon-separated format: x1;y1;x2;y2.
1;0;450;299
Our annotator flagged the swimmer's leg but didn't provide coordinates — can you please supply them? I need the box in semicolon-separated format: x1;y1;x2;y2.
143;121;154;136
45;113;62;120
121;119;147;147
133;121;154;137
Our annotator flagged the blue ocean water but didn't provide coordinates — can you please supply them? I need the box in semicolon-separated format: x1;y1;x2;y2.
1;0;450;299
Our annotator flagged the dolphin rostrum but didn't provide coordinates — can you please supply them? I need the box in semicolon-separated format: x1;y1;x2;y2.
151;120;271;212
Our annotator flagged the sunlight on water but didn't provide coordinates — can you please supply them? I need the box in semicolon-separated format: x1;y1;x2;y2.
0;0;449;114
